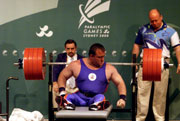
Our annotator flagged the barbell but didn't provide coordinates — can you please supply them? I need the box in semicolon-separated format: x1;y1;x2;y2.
14;48;175;81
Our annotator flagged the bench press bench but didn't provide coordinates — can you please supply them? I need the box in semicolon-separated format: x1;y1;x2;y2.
55;105;113;121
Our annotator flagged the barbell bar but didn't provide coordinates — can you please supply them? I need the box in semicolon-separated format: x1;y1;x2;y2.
14;48;175;81
44;62;141;66
14;61;141;66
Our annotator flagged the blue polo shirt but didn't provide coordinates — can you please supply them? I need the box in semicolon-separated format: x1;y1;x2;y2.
135;21;180;57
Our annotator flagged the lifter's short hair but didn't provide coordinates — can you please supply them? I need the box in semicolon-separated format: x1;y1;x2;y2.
88;43;105;56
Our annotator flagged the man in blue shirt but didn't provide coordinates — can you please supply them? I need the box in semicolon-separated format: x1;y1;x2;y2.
132;9;180;121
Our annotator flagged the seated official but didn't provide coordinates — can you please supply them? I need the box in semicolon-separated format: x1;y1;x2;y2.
53;39;83;108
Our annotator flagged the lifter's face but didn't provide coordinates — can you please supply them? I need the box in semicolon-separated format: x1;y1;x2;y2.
90;49;105;67
149;10;163;31
65;43;77;57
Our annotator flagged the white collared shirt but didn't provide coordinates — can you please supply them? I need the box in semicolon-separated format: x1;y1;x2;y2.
66;54;77;88
66;54;77;66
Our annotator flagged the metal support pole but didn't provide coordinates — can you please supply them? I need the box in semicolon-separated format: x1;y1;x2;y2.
6;77;18;121
132;54;137;121
48;53;54;121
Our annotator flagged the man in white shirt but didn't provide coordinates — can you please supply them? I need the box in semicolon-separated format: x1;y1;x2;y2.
53;39;83;108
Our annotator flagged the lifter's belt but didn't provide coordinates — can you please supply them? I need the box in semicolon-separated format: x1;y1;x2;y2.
79;89;96;97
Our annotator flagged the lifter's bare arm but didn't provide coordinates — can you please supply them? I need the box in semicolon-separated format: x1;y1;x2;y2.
57;61;80;92
107;64;127;108
57;63;74;90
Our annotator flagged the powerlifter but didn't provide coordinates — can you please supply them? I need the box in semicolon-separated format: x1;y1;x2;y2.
56;43;127;111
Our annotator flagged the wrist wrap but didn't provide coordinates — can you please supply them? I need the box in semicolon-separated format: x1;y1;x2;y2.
120;95;127;101
59;87;65;93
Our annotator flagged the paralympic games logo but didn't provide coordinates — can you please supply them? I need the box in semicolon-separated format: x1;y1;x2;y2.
78;0;111;29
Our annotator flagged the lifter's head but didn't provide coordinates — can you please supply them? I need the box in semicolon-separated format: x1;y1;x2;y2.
88;43;105;67
149;9;163;31
64;39;77;57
